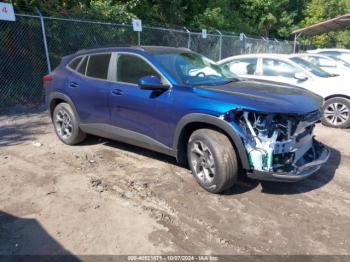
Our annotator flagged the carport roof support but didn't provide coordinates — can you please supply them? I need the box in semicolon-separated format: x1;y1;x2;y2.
293;13;350;37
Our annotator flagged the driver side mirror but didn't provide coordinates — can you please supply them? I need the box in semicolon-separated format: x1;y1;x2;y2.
138;75;170;91
294;72;308;81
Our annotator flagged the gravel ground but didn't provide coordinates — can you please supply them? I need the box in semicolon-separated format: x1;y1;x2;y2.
0;107;349;255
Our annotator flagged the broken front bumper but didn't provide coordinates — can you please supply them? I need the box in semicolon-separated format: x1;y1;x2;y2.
246;140;330;182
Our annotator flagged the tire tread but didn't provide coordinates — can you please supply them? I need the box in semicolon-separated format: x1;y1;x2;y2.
188;128;238;193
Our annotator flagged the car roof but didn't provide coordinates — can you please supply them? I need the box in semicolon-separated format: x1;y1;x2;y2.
141;46;191;54
217;53;289;64
307;48;350;53
292;53;334;59
61;45;193;66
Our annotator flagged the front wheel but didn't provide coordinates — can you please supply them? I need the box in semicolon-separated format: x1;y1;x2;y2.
187;129;238;193
322;97;350;128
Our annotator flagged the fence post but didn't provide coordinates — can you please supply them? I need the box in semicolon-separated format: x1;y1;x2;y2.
184;27;191;49
240;33;246;54
262;37;268;52
216;29;222;61
293;34;300;53
35;8;51;73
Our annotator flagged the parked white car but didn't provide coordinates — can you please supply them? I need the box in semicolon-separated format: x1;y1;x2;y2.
307;48;350;64
218;54;350;128
294;53;350;76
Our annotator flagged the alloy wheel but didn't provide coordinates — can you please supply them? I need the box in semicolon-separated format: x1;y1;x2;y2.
324;102;350;126
55;109;73;140
190;140;216;184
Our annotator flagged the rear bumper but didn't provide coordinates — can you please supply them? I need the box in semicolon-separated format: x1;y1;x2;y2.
246;140;330;182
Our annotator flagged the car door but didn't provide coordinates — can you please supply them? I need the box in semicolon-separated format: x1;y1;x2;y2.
108;52;173;147
67;53;111;124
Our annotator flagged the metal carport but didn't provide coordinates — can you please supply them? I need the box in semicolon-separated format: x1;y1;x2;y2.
292;13;350;52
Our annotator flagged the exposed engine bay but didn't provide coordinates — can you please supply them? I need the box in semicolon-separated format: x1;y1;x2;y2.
236;110;321;172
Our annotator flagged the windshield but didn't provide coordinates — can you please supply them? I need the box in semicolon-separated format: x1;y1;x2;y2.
151;52;237;86
290;57;333;78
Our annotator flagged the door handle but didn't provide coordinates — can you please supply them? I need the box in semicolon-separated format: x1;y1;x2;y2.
69;81;79;88
111;89;124;96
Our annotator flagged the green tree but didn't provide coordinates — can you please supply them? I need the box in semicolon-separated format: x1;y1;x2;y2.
12;0;137;22
10;0;350;47
301;0;350;47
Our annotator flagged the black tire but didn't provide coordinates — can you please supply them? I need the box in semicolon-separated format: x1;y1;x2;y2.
187;128;238;193
52;102;86;145
321;97;350;128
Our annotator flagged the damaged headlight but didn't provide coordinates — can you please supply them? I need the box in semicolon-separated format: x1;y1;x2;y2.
225;110;316;171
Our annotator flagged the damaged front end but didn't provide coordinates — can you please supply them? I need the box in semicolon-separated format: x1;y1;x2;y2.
225;109;330;182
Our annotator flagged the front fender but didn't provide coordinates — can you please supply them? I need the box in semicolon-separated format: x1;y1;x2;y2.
173;113;250;170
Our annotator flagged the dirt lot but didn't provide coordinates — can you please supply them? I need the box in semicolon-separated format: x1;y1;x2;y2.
0;107;349;255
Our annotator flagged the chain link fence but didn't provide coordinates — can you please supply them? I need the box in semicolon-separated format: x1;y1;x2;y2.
0;15;47;107
0;13;296;108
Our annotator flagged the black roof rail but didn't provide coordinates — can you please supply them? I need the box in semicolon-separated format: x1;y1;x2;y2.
74;45;145;54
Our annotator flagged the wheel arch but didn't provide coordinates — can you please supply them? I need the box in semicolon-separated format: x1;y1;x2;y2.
173;113;249;170
48;92;80;123
325;94;350;101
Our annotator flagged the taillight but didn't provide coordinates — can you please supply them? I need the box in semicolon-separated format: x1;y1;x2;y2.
43;74;52;88
43;75;52;82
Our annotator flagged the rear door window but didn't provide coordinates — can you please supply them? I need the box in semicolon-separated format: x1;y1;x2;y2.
86;53;111;80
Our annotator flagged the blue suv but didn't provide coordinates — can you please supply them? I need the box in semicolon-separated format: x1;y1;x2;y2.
45;46;330;193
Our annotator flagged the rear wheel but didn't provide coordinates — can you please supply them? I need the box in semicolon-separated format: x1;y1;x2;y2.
322;97;350;128
53;102;86;145
187;129;238;193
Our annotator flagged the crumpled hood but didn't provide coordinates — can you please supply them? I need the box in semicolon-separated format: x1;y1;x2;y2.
194;79;324;115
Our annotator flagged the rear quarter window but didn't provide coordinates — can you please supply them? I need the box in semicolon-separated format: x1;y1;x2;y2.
86;53;111;79
77;56;88;75
68;57;82;70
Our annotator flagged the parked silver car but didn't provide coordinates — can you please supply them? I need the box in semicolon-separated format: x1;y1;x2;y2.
307;48;350;64
218;54;350;128
296;53;350;76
